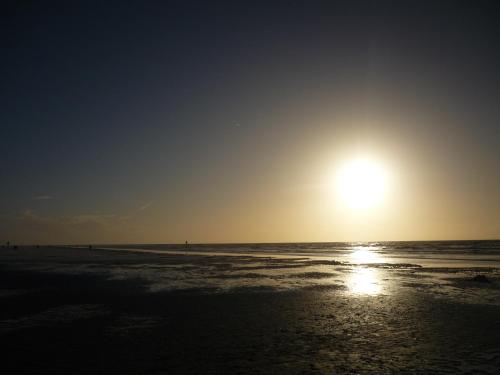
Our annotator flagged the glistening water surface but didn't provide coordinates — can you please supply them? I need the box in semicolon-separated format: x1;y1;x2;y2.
1;242;500;373
97;240;500;268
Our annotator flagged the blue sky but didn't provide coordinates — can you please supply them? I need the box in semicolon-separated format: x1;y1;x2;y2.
2;1;500;243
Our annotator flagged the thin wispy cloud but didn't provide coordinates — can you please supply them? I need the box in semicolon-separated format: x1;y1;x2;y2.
139;201;153;211
33;195;53;200
0;209;138;244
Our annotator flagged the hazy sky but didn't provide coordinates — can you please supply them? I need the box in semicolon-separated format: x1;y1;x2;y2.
2;0;500;244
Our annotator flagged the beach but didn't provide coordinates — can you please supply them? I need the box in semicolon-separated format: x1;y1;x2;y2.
1;243;500;374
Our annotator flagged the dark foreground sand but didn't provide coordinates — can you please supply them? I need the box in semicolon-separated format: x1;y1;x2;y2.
1;246;500;374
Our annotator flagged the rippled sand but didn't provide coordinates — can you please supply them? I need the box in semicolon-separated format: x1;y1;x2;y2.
1;245;500;373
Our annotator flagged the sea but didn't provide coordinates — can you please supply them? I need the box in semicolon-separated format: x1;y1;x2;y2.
96;240;500;268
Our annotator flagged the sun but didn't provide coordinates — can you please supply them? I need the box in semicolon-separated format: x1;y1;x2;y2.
336;158;388;210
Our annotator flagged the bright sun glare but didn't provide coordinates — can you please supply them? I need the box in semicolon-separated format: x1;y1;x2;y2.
336;158;389;210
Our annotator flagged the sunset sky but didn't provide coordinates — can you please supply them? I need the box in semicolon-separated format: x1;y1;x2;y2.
2;1;500;244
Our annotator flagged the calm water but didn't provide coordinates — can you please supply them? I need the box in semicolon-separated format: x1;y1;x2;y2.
58;241;500;303
100;240;500;268
2;243;500;374
3;242;500;373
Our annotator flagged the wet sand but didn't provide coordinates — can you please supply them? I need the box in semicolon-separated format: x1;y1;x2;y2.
1;246;500;374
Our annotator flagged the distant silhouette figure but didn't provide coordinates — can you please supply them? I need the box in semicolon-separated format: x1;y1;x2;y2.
6;241;10;248
89;245;92;250
185;241;188;249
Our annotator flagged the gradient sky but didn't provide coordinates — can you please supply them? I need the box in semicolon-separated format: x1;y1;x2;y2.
2;0;500;244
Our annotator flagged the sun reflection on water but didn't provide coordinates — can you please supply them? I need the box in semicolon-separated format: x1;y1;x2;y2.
347;267;382;295
350;246;383;264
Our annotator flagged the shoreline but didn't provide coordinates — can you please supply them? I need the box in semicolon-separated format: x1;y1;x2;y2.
63;244;500;269
1;246;500;373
